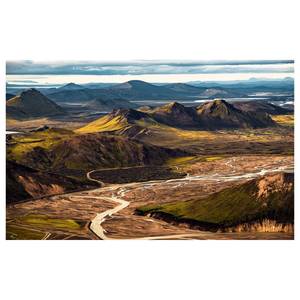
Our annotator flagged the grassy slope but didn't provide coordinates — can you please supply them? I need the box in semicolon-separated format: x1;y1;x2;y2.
137;174;294;229
76;115;128;133
7;128;74;162
271;114;294;127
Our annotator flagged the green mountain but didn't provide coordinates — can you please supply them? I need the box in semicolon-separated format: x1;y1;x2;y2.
137;172;294;232
7;128;185;179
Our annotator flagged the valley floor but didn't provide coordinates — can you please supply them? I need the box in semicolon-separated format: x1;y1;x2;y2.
6;155;294;240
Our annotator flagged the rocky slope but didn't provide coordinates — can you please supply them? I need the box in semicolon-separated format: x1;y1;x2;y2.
6;160;95;203
195;99;276;129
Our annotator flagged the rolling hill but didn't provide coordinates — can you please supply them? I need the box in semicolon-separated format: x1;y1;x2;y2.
83;97;136;111
136;172;294;232
47;88;94;102
164;83;205;94
6;89;65;119
107;80;180;100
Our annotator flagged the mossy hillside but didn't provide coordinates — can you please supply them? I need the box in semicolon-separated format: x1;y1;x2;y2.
7;128;74;162
76;115;127;133
6;224;46;240
271;115;294;127
137;175;294;228
20;214;83;230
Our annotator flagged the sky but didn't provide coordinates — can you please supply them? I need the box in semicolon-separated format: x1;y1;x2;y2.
6;60;294;85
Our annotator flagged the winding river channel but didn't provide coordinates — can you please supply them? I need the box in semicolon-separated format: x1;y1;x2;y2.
85;158;294;240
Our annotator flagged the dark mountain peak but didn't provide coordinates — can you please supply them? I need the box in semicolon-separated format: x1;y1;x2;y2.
197;99;237;115
152;102;198;127
196;99;276;129
160;101;186;112
113;80;155;90
20;88;42;97
127;80;152;86
58;82;85;90
112;108;148;121
7;88;65;118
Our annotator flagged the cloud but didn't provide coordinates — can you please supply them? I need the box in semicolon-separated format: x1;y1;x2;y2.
6;60;294;75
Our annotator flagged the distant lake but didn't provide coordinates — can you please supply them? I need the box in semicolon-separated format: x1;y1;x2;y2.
130;97;271;106
6;131;22;135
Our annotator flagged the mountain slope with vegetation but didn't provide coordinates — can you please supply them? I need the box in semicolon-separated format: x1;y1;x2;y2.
77;99;277;135
137;172;294;232
7;128;185;179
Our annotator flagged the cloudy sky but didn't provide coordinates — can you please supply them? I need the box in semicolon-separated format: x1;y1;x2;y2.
6;60;294;85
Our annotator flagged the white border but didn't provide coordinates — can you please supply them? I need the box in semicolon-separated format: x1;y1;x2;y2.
0;1;299;299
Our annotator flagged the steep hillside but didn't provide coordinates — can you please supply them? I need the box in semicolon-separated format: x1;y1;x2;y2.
8;129;185;176
151;102;198;127
6;89;65;119
76;108;156;136
46;134;183;171
196;99;276;129
137;172;294;232
6;106;28;119
6;160;95;203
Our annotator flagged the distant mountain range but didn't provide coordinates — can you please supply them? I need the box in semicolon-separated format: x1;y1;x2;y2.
187;77;294;89
6;77;294;100
6;89;65;119
6;85;291;121
7;80;249;103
